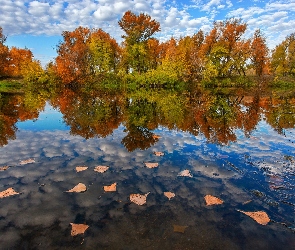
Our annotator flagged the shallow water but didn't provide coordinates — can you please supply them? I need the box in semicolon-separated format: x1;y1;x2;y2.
0;87;295;249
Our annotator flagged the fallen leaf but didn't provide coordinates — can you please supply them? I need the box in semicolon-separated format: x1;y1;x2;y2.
76;166;88;172
130;192;150;205
144;163;159;169
178;170;192;177
152;134;161;139
0;187;19;198
20;159;35;165
173;225;188;233
94;166;109;173
204;195;224;206
238;210;270;225
164;192;175;200
66;183;87;193
154;152;164;156
70;223;89;236
0;166;9;171
104;182;117;192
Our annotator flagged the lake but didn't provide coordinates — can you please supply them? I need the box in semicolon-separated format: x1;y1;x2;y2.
0;86;295;249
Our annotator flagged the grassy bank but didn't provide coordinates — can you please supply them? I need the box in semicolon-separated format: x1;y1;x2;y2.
0;78;24;93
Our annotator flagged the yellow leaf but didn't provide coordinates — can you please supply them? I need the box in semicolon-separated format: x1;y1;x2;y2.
164;192;175;200
130;192;150;205
66;183;87;193
178;170;192;177
173;225;188;233
76;166;88;172
20;159;35;165
0;166;9;171
144;163;159;168
70;223;89;236
238;210;270;225
0;187;19;198
204;195;224;206
94;166;109;173
104;183;117;192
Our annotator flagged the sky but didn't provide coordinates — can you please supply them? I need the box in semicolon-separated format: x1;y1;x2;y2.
1;0;295;66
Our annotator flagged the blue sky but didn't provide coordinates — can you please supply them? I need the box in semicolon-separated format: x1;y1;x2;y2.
1;0;295;66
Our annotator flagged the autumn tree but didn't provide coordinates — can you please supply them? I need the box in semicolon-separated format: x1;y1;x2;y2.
0;27;9;77
118;10;160;73
250;29;269;76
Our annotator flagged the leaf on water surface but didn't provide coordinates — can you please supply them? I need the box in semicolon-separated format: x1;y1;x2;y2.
173;225;188;233
70;223;89;236
66;183;87;193
76;166;88;172
152;134;161;139
130;192;150;205
144;162;159;169
104;182;117;192
0;166;9;171
164;192;175;200
20;159;35;165
204;195;224;206
154;152;164;156
0;187;19;198
238;210;270;225
94;166;109;173
178;170;192;177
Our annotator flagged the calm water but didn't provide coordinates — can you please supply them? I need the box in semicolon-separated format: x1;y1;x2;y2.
0;87;295;249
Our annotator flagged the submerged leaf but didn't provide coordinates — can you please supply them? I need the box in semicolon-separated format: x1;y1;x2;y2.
238;210;270;225
94;166;109;173
0;166;9;171
0;187;19;198
178;170;192;177
76;166;88;172
154;152;164;156
144;162;159;169
20;159;35;165
70;223;89;236
164;192;175;200
173;225;188;233
104;183;117;192
130;192;150;205
204;195;224;206
66;183;87;193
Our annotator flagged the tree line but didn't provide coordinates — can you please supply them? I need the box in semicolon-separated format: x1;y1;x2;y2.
1;11;295;86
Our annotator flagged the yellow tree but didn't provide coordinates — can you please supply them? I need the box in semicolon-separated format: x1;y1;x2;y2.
0;27;9;77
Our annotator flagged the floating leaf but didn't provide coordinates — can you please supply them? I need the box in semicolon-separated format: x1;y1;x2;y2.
76;166;88;172
130;192;150;205
238;210;270;225
164;192;175;200
152;135;161;139
0;187;19;198
154;152;164;156
173;225;188;233
178;170;192;177
20;159;35;165
66;183;87;193
0;166;9;171
204;195;223;206
104;183;117;192
94;166;109;173
70;223;89;236
144;162;159;169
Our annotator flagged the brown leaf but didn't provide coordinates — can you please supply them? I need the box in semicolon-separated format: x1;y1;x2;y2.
154;152;164;156
178;170;192;177
94;166;109;173
238;210;270;225
0;166;9;171
70;223;89;236
76;166;88;172
204;195;224;206
173;225;188;233
0;187;19;198
144;162;159;169
104;182;117;192
152;134;161;139
164;192;175;200
130;192;150;205
66;183;87;193
20;159;35;165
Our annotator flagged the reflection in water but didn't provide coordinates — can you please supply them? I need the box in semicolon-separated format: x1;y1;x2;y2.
0;86;295;249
